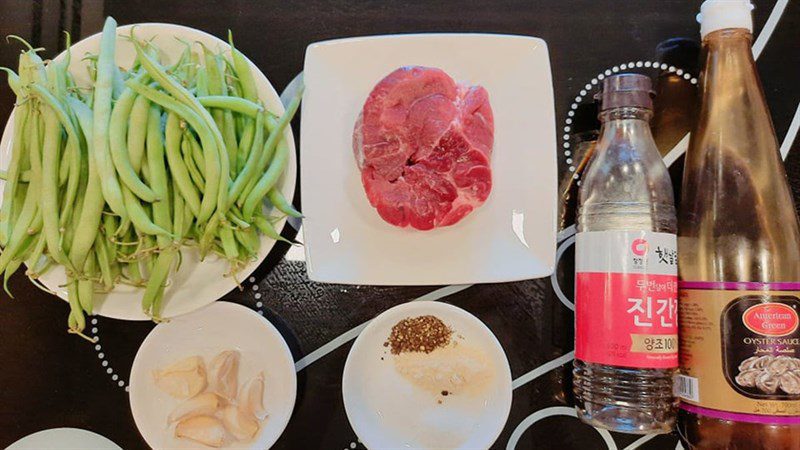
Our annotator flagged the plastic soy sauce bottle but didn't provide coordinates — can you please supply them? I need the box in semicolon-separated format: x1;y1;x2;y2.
574;73;678;434
678;1;800;448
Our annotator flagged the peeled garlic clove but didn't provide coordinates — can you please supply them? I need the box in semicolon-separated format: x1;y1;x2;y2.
168;392;221;424
238;371;268;420
175;416;225;448
221;405;260;441
153;356;207;399
209;350;240;400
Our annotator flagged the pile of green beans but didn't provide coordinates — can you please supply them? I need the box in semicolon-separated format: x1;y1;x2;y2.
0;17;302;338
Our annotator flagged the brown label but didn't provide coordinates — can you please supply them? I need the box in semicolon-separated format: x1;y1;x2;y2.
679;285;800;421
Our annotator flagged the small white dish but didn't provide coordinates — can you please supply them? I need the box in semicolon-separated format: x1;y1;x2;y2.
301;33;557;285
129;301;297;450
343;301;513;450
7;428;122;450
0;23;297;320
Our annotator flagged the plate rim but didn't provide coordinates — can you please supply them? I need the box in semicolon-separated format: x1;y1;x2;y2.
128;300;298;450
341;300;513;450
0;22;297;320
300;32;557;285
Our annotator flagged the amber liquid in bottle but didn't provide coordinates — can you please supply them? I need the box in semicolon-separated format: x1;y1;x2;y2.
678;28;800;449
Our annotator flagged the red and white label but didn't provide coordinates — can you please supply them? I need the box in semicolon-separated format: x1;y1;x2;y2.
742;303;799;337
575;230;678;369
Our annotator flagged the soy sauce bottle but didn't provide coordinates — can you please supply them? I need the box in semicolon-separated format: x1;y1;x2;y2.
574;74;678;434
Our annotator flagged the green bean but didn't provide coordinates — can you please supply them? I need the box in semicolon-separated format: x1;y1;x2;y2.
128;94;151;174
95;234;113;290
28;208;43;235
0;112;46;274
226;209;250;229
197;96;263;118
198;214;221;257
67;279;85;333
195;64;209;96
146;105;173;249
267;188;302;218
122;186;170;236
236;88;302;206
66;96;106;270
24;232;47;277
181;134;205;189
172;186;185;240
252;213;291;244
163;112;201;216
241;137;291;221
40;90;70;267
205;50;238;179
236;119;255;173
109;79;158;202
0;104;29;245
112;65;126;101
228;32;257;102
78;254;95;314
186;132;206;176
29;85;82;227
219;226;238;260
228;111;263;203
92;17;128;220
0;67;21;96
233;225;258;257
141;249;175;317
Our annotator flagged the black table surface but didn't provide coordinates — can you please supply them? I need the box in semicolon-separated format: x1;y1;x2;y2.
1;1;799;449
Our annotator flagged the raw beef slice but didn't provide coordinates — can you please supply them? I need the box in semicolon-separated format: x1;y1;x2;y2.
353;66;494;231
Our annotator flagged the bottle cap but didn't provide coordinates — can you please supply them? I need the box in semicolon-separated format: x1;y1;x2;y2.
697;0;754;38
596;74;654;111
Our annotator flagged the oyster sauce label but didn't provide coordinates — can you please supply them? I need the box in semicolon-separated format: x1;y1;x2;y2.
679;282;800;424
575;230;678;369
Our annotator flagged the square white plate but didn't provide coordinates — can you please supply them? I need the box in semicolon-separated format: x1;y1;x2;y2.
301;33;557;285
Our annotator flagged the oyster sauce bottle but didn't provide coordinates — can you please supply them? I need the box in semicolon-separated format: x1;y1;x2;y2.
677;1;800;449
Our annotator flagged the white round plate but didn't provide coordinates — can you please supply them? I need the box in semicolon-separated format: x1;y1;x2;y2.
343;301;513;450
0;23;297;320
129;301;297;450
7;428;122;450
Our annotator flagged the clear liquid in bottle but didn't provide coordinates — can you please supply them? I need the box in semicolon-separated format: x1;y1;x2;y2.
574;74;678;434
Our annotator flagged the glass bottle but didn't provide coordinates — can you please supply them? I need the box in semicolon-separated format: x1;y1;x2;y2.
574;73;678;434
651;38;700;156
678;1;800;449
558;102;600;229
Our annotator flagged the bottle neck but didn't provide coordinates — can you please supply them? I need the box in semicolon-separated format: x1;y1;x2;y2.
597;107;655;150
700;28;758;97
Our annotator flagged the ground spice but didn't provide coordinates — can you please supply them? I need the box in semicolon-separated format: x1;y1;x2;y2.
385;315;452;355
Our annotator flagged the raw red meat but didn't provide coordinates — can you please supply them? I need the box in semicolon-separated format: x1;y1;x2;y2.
353;66;494;231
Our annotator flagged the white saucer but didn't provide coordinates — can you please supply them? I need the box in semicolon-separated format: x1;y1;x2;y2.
7;428;121;450
129;301;297;449
342;301;513;449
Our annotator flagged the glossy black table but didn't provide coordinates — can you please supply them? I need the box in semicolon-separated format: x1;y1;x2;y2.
1;1;799;449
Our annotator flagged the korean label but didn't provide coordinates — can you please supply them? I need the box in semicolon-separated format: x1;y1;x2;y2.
575;230;678;369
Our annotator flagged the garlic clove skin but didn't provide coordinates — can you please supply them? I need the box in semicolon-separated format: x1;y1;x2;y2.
220;405;260;441
208;350;241;401
167;392;222;424
175;415;226;448
238;371;268;420
153;355;207;399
